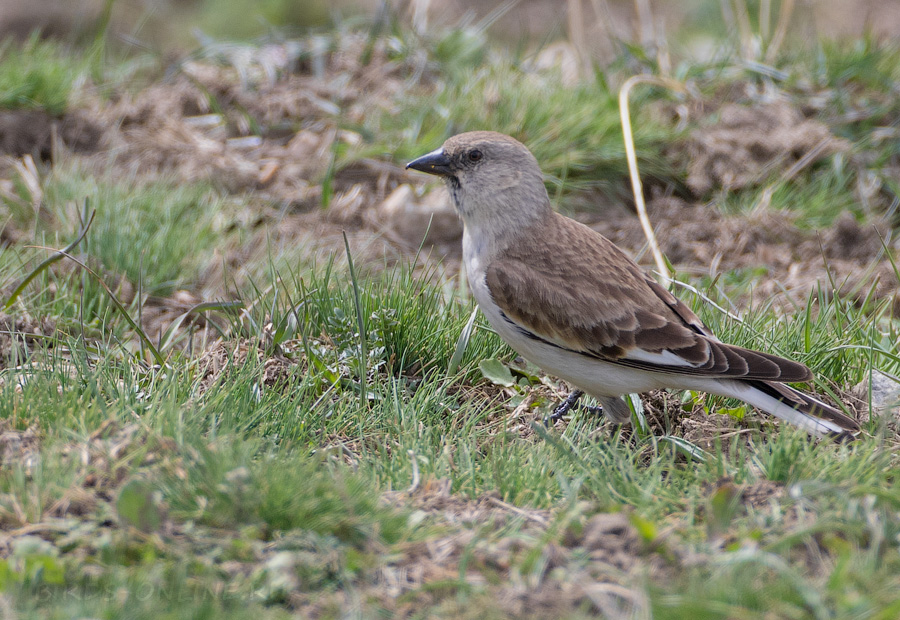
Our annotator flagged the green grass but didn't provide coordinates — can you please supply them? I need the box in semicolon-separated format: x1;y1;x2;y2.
2;11;900;619
40;168;224;294
716;155;862;227
0;35;84;115
815;37;900;138
2;166;230;336
3;250;899;616
362;44;679;202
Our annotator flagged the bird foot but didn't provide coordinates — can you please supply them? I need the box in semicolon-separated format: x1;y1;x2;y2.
544;389;604;426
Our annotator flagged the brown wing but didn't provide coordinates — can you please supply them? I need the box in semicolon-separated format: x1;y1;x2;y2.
485;213;812;382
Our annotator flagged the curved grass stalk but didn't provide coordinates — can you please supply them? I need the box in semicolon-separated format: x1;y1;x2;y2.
4;207;95;311
618;75;687;282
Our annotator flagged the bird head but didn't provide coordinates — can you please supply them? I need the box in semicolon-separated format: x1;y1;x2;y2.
406;131;551;229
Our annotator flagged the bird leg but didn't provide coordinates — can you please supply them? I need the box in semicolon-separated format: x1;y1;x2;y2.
544;389;604;425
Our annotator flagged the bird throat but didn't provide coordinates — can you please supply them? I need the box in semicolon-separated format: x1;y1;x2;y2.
445;176;464;216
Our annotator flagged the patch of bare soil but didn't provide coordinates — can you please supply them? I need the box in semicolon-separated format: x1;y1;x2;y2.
635;388;749;446
138;290;205;340
585;196;899;310
739;479;786;509
328;182;463;259
376;482;669;618
686;102;849;195
0;109;103;159
89;33;428;209
610;387;769;460
210;208;455;292
0;420;40;470
702;477;787;514
64;33;461;290
383;478;551;529
0;311;56;369
197;339;297;394
0;419;178;529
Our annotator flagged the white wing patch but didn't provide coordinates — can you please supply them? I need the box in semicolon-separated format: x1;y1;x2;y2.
623;348;699;368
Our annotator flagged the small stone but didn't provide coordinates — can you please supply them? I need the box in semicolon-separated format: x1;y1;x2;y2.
851;370;900;422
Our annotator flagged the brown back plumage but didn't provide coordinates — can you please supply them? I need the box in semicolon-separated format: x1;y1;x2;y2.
486;212;814;382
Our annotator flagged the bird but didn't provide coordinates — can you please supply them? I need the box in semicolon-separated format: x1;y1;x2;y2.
406;131;860;439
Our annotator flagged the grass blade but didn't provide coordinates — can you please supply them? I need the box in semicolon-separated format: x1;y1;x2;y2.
4;206;95;310
36;248;166;366
343;231;368;408
448;307;479;376
158;300;245;353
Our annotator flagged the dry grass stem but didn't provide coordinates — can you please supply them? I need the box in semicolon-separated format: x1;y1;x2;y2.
618;74;686;281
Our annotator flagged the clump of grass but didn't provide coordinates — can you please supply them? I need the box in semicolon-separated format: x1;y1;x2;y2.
1;168;228;337
162;438;408;544
40;168;223;294
817;37;900;108
231;258;508;382
0;34;83;115
364;52;680;202
717;155;860;228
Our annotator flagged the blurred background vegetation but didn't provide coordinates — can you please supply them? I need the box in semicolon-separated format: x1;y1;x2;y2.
3;0;899;58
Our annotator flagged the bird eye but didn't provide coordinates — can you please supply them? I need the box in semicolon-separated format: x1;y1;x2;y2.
467;149;483;163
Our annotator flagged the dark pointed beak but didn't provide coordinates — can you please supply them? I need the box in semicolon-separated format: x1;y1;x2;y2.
406;148;454;177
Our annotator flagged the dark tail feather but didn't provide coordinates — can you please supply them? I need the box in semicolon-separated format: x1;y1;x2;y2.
749;380;860;438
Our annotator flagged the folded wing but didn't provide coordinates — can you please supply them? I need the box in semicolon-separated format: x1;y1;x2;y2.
485;215;812;382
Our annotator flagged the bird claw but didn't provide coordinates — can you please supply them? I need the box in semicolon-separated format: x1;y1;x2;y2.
544;389;602;426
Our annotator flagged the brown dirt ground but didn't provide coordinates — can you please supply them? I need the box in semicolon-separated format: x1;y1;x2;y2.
584;195;898;312
0;420;40;471
684;101;849;195
0;312;56;369
196;339;297;395
376;481;670;618
0;109;102;160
